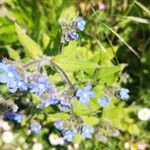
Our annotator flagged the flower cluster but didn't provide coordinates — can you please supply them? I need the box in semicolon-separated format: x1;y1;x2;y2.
0;58;131;143
59;17;86;43
54;119;94;142
37;98;71;111
76;86;111;108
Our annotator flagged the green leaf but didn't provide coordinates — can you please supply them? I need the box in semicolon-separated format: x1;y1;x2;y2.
82;116;99;125
128;124;140;135
6;45;20;60
53;42;100;74
96;64;125;85
42;33;50;49
53;56;99;74
59;5;77;21
47;113;70;122
102;98;138;134
73;99;99;115
15;23;43;58
74;134;82;144
98;46;118;66
0;24;15;34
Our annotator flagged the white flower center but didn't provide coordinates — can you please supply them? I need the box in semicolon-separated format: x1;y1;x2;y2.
39;84;44;89
8;72;14;78
83;93;88;98
18;82;23;86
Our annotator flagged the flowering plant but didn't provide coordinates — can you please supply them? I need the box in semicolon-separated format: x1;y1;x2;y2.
0;1;149;149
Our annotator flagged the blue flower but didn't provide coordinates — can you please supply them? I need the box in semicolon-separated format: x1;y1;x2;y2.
0;63;18;83
63;130;76;142
54;119;64;131
98;96;110;107
8;77;28;93
30;76;54;95
117;88;129;100
30;124;41;134
76;86;95;105
48;99;61;105
0;62;8;83
3;111;22;123
75;17;86;31
68;32;79;40
59;100;71;111
0;62;27;93
81;125;94;138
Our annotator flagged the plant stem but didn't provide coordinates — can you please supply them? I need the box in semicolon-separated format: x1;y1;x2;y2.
23;59;41;68
50;60;75;89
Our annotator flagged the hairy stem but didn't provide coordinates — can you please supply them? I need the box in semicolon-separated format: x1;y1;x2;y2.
23;59;41;68
50;60;75;89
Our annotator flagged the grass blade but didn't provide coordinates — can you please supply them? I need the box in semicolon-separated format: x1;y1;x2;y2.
102;23;140;57
124;16;150;24
134;1;150;16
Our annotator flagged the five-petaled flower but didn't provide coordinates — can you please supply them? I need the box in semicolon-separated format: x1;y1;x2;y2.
75;17;86;31
76;86;95;105
30;124;41;134
81;125;94;138
54;119;64;131
117;88;129;100
68;31;79;40
63;130;77;142
98;96;110;108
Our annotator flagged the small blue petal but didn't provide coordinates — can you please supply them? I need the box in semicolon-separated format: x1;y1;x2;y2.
0;74;8;83
3;111;22;123
116;88;130;100
30;124;41;134
81;125;94;139
75;17;86;31
68;32;79;40
79;97;90;105
98;96;110;107
59;101;70;111
29;76;54;95
76;89;83;97
63;130;76;142
0;62;8;72
84;85;92;91
54;119;64;131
